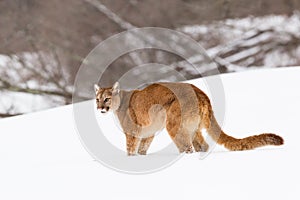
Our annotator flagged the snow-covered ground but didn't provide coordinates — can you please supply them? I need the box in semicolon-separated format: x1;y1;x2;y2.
0;67;299;199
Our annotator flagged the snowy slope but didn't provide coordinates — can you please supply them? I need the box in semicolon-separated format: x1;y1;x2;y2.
0;67;300;199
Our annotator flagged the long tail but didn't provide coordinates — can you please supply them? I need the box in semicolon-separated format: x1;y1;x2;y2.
207;115;284;151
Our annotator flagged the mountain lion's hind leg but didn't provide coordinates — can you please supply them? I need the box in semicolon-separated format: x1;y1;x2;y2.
192;130;209;152
175;133;194;154
167;127;194;154
125;133;141;156
166;102;194;154
138;136;154;155
192;104;211;152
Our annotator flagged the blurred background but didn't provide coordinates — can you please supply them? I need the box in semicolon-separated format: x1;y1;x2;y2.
0;0;300;117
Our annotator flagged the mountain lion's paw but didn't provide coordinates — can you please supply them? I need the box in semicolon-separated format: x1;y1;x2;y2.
138;150;147;155
185;146;194;154
127;152;137;156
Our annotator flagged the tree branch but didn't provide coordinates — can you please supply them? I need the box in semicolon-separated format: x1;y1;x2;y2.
84;0;136;30
0;78;72;99
84;0;144;65
0;113;21;118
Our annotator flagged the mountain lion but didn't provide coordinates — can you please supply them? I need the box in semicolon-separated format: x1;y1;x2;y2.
94;82;284;156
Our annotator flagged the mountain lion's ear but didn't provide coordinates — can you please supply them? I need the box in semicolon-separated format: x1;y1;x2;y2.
94;84;100;93
112;82;120;95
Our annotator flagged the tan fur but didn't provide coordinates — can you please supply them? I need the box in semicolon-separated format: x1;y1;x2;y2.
95;82;284;156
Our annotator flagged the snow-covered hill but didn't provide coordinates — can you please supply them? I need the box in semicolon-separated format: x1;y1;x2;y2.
0;67;300;199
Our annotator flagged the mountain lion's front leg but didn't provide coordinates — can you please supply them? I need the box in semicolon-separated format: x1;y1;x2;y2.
125;133;141;156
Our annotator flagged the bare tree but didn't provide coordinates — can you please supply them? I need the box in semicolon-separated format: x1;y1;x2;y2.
0;38;73;117
83;0;300;77
1;0;299;118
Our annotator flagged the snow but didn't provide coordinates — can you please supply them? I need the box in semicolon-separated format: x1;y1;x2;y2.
0;91;63;114
218;13;299;37
179;12;300;69
1;67;300;199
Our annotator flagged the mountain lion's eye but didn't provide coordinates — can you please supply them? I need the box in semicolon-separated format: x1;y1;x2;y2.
96;99;99;103
104;98;110;103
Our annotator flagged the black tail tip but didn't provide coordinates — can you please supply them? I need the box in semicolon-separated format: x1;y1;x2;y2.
267;134;284;145
276;136;284;145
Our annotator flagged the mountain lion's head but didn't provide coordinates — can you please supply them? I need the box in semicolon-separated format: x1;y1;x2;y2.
94;82;120;113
